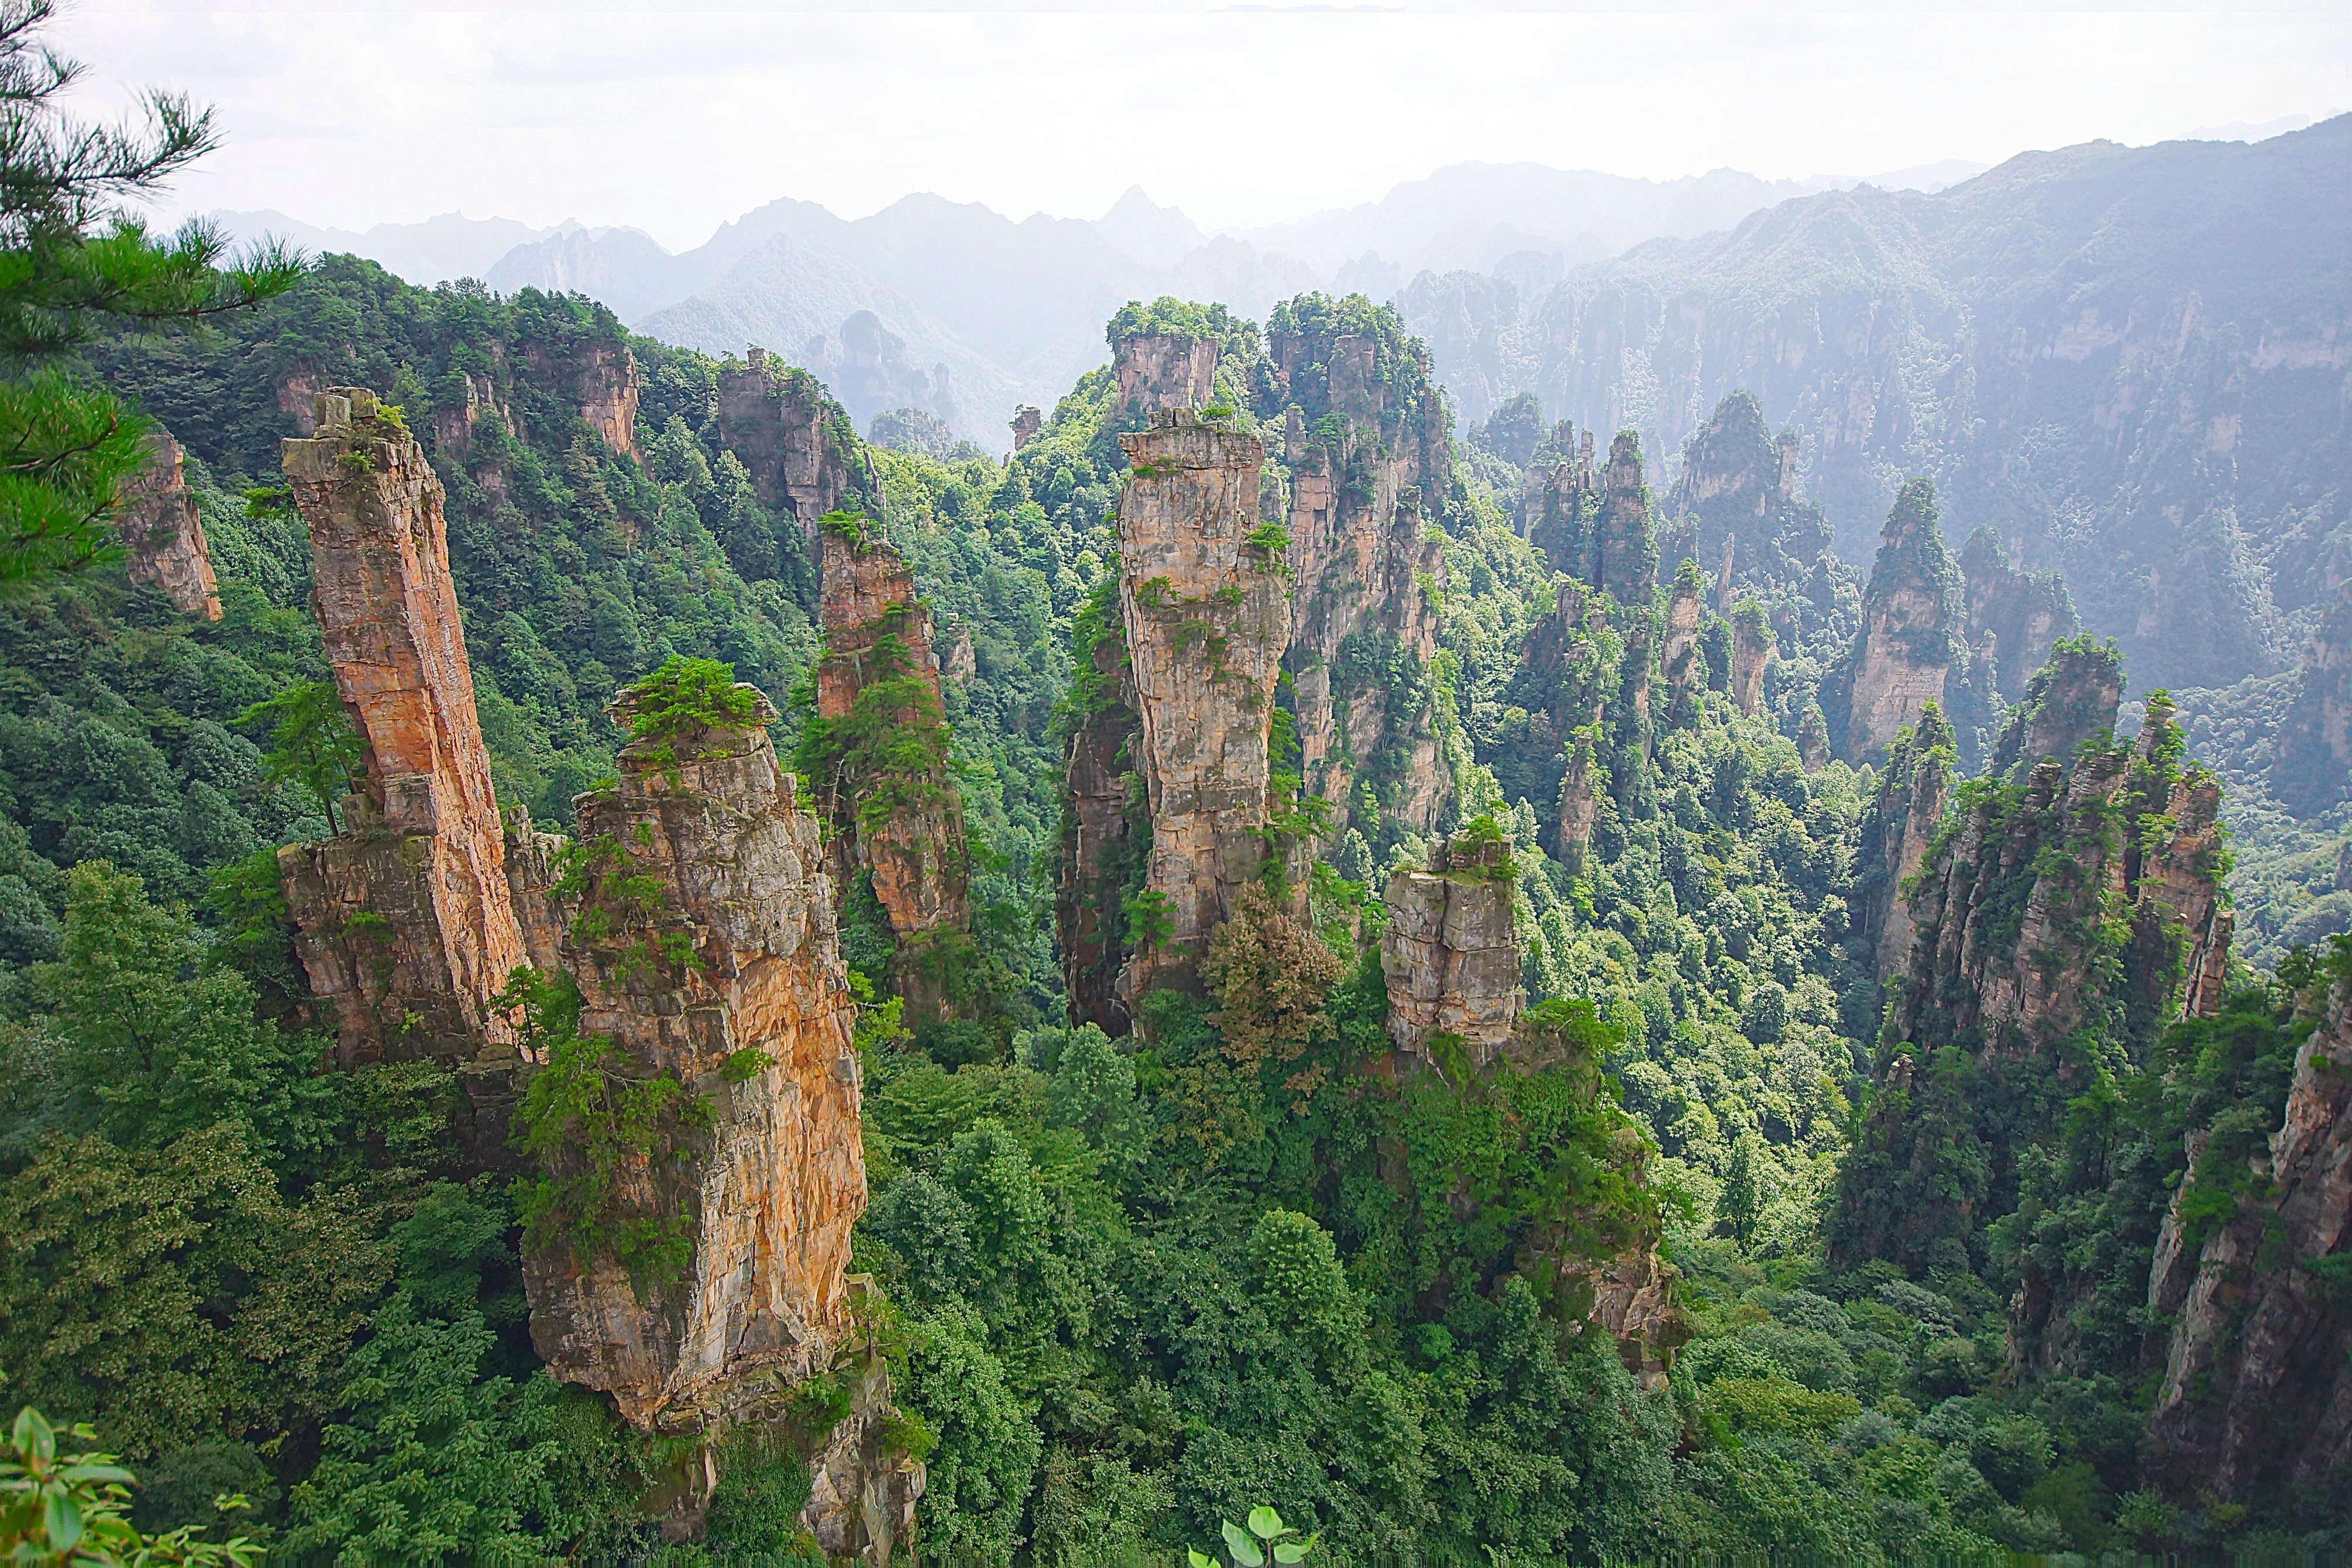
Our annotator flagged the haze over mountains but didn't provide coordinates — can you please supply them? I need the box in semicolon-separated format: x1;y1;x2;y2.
209;155;1990;439
206;115;2348;705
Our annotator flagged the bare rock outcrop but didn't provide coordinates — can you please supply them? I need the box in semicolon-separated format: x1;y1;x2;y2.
519;683;871;1434
1660;559;1707;727
803;1312;926;1564
276;388;527;1064
1380;828;1522;1062
1009;405;1042;451
807;524;970;1017
715;346;862;542
1989;634;2122;780
1115;410;1290;999
1115;333;1217;413
1828;479;1963;762
2272;577;2352;814
114;431;222;620
1522;423;1597;576
2145;968;2352;1498
526;337;641;460
1662;392;1832;587
1729;600;1772;716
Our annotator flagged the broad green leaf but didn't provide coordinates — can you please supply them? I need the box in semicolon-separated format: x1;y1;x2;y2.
1223;1521;1264;1567
46;1488;84;1549
1190;1552;1218;1568
1248;1505;1285;1541
1274;1545;1310;1563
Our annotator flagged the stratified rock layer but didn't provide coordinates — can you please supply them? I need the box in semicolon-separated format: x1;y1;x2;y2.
1057;599;1143;1034
115;431;222;620
521;687;868;1432
528;336;641;460
1958;524;2077;703
1852;704;1955;979
277;387;526;1064
1380;830;1522;1062
1116;410;1288;998
1115;333;1217;412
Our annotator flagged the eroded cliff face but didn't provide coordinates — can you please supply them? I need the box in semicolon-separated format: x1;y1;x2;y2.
1829;479;1962;762
114;431;222;621
1269;323;1452;846
1522;423;1597;576
716;347;863;541
1730;600;1773;716
527;337;641;460
2145;969;2352;1498
520;687;870;1433
1958;524;2078;703
1057;593;1143;1034
1662;391;1831;586
1852;704;1955;980
809;525;969;1009
1990;635;2123;780
1380;831;1685;1384
1832;677;2233;1274
1380;830;1523;1063
1115;410;1289;999
1116;333;1218;413
277;388;528;1064
2272;578;2352;814
1538;431;1662;607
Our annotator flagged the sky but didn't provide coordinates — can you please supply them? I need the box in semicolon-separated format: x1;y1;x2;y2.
63;0;2352;251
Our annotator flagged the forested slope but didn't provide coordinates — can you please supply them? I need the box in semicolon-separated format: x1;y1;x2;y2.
0;261;2345;1563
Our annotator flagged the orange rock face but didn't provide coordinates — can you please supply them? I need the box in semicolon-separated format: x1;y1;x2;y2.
518;689;871;1432
1115;410;1290;998
1379;832;1523;1062
811;529;969;1003
278;387;526;1064
114;431;222;621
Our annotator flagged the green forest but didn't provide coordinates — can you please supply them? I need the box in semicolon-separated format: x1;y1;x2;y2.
4;15;2350;1564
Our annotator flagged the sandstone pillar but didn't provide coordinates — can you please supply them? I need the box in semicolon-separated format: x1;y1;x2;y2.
277;387;526;1064
1115;410;1288;1000
115;431;222;621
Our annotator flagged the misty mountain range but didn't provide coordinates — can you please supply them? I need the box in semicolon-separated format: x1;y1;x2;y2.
208;156;1993;441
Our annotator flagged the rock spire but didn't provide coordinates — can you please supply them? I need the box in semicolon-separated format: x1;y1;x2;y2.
276;387;528;1064
1828;479;1963;762
114;431;222;621
1115;408;1290;1000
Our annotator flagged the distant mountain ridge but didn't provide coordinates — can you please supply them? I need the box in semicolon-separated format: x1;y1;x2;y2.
1402;116;2352;695
205;156;1983;443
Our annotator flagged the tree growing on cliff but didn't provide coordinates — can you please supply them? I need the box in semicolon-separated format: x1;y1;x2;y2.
0;0;299;583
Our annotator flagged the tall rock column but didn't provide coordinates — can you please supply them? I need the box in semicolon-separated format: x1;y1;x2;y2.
521;684;872;1431
276;387;527;1064
1057;585;1144;1034
1852;705;1955;979
2272;578;2352;814
1730;600;1773;716
115;431;222;621
1116;409;1289;1000
808;523;970;1015
1830;479;1963;762
1593;432;1659;606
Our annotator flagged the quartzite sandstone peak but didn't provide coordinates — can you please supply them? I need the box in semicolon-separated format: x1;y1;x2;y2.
811;522;971;1009
1116;408;1289;998
276;387;528;1064
1830;478;1962;762
1266;308;1453;844
1057;592;1143;1034
716;346;863;541
114;430;222;621
1115;331;1218;414
1663;391;1831;587
517;685;871;1432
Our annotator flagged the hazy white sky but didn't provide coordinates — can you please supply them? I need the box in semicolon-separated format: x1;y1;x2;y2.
64;1;2352;249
